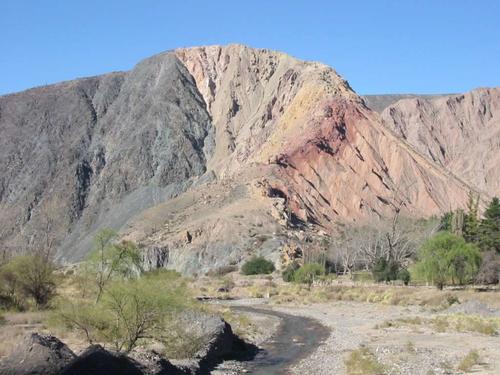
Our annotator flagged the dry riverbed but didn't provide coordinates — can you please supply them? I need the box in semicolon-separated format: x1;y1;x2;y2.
211;295;500;375
257;301;499;375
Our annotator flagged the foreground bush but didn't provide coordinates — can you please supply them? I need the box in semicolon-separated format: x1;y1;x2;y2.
0;255;56;309
416;232;481;289
52;269;193;353
241;257;275;275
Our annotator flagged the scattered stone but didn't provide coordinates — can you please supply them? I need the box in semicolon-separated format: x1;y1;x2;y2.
445;300;500;317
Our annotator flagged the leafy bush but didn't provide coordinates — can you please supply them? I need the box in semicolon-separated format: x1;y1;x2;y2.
416;232;481;289
293;263;325;285
0;255;56;309
397;269;411;285
85;229;143;302
52;269;194;353
241;257;275;275
282;261;300;282
372;258;399;283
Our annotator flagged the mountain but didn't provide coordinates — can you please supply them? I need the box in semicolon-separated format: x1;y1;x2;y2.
0;44;491;273
362;94;448;113
377;88;500;195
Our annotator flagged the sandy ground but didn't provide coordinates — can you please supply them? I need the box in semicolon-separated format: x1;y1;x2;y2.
270;301;499;375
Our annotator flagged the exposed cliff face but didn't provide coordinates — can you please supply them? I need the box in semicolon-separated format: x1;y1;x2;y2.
379;88;500;195
0;44;490;272
0;54;214;260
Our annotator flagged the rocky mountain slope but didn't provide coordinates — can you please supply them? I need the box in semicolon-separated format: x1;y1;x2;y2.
0;44;492;272
363;94;447;113
378;88;500;195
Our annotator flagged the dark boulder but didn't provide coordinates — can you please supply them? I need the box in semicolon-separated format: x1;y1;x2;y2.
0;333;76;375
59;345;143;375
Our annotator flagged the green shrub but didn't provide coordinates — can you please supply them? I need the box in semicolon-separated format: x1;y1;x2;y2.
0;255;56;309
372;258;399;283
85;229;143;302
241;257;275;275
282;262;300;282
293;263;325;285
52;269;194;353
397;269;411;285
416;232;481;289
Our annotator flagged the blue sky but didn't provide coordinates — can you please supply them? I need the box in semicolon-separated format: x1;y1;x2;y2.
1;1;499;95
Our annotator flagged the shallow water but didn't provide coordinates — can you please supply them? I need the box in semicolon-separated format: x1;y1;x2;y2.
232;306;329;374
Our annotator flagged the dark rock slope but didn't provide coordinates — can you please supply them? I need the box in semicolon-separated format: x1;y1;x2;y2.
0;53;214;261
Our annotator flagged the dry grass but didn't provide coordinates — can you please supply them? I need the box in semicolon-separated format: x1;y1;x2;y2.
457;350;481;372
0;311;49;358
345;347;386;375
379;314;500;336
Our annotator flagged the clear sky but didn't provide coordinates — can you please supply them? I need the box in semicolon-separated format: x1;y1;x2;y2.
1;0;499;95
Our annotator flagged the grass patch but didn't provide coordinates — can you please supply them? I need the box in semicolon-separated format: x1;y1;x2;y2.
345;347;385;375
457;350;480;372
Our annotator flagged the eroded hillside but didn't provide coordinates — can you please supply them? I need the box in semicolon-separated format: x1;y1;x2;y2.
0;44;492;272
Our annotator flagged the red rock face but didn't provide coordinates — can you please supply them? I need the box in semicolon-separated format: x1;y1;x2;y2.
268;96;472;227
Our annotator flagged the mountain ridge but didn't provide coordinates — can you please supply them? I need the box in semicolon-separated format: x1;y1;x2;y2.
0;44;496;272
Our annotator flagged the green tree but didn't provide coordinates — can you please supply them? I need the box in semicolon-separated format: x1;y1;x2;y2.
478;197;500;253
416;232;481;289
0;255;56;308
86;229;142;303
463;192;480;243
439;212;453;232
